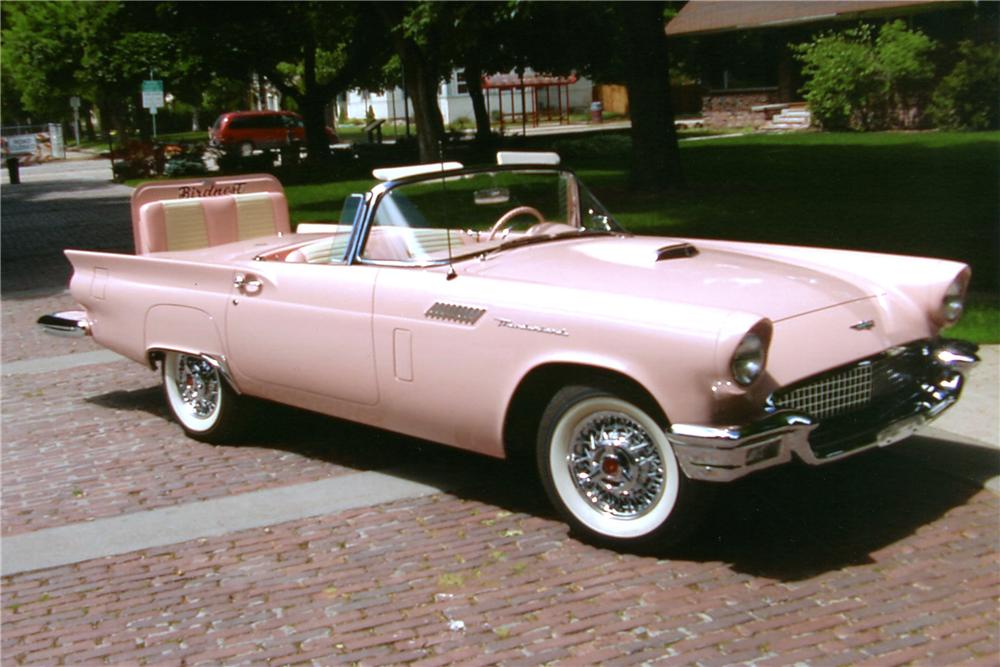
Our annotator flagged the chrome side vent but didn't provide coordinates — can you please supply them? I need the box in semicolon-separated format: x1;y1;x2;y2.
656;243;699;261
425;302;486;325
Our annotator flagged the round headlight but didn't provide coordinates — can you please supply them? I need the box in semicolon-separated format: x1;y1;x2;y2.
940;276;966;326
731;332;766;387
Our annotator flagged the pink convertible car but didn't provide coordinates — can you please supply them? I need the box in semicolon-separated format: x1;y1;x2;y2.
41;153;979;547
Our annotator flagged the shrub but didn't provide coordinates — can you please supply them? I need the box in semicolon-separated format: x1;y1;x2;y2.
929;40;1000;130
794;21;936;130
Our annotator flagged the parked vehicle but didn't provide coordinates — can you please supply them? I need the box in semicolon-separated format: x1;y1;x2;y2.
40;154;979;548
209;110;336;157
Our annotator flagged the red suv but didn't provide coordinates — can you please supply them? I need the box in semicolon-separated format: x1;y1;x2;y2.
209;111;336;156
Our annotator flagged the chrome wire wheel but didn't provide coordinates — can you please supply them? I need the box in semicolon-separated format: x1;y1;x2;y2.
539;389;683;544
163;351;223;434
566;411;666;519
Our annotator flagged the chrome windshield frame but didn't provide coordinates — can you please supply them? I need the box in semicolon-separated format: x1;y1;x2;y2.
347;164;623;268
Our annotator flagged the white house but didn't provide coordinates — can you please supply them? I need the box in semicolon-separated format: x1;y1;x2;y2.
344;69;593;129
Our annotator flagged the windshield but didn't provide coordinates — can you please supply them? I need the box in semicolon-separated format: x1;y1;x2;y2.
360;169;621;264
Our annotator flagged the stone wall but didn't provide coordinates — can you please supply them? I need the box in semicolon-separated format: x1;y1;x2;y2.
701;88;783;128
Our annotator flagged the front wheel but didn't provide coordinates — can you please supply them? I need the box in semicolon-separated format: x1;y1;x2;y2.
537;385;709;549
162;351;245;443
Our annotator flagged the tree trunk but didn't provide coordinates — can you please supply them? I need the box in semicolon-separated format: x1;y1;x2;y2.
402;48;445;163
376;2;445;163
618;2;683;191
300;40;331;162
464;56;491;143
84;103;96;141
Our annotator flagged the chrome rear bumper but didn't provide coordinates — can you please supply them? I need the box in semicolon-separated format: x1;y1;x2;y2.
37;310;91;337
668;338;980;482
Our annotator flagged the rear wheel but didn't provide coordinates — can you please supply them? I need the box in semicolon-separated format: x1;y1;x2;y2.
162;351;245;443
537;385;709;548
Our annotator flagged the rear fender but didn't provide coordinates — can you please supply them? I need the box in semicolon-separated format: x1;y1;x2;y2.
145;304;226;364
66;250;235;366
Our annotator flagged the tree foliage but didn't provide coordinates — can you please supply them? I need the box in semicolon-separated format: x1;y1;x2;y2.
928;40;1000;130
2;0;685;186
163;1;391;159
1;1;97;123
794;21;937;130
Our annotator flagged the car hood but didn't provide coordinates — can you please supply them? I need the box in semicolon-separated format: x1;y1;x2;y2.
462;236;880;322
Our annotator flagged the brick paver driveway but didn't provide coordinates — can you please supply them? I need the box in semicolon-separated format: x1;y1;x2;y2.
2;160;998;665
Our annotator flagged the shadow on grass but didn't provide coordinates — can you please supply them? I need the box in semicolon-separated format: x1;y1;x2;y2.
581;136;1000;294
87;385;994;583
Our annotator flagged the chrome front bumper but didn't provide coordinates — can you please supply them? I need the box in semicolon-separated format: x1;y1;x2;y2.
668;338;980;482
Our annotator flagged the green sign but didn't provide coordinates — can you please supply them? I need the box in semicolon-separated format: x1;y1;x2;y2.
141;80;164;109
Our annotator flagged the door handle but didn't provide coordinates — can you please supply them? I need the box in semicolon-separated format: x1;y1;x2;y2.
233;273;263;295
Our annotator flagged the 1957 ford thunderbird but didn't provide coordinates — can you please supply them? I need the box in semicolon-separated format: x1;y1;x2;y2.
41;152;979;547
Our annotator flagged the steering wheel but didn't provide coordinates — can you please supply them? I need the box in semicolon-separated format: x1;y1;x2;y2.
488;206;545;240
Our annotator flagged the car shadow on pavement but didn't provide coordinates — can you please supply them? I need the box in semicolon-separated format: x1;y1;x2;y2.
87;386;996;583
676;438;998;581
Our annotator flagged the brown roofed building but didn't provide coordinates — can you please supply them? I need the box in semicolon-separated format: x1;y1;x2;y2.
665;0;968;129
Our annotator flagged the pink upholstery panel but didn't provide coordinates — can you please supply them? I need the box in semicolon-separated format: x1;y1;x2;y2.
136;202;168;254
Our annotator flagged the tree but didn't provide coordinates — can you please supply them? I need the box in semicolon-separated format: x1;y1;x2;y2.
164;1;391;160
513;1;684;190
1;2;99;125
446;3;522;144
376;2;449;163
794;21;937;130
928;40;999;130
374;2;530;160
2;2;214;136
616;2;684;189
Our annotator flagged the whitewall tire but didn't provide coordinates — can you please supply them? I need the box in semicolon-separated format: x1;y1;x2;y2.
162;351;244;443
537;385;709;548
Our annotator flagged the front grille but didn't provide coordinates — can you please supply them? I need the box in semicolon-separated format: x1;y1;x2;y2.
771;342;936;459
773;362;872;419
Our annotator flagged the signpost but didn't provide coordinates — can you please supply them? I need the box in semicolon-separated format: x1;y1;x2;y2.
141;79;164;137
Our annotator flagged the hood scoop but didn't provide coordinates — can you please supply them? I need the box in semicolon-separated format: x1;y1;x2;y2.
656;242;699;262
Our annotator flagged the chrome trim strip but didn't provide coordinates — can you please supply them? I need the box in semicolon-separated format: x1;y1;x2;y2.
425;302;486;325
37;311;91;337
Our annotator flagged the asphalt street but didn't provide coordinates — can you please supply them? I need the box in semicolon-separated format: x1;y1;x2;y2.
1;156;997;666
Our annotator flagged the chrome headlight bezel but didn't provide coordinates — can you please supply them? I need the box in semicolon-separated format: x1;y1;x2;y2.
938;274;967;327
731;331;767;387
